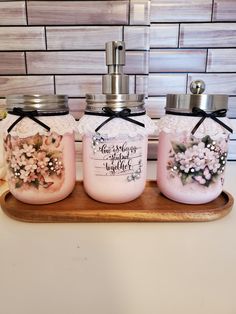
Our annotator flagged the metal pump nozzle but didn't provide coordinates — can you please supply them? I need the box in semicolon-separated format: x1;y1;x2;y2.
102;41;129;94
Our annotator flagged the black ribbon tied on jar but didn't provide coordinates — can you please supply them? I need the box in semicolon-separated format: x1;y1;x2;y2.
191;107;233;135
7;107;69;133
166;107;233;135
85;107;146;133
7;107;51;133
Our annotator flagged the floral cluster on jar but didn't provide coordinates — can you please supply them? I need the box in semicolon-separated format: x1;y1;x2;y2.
4;132;64;189
167;135;228;187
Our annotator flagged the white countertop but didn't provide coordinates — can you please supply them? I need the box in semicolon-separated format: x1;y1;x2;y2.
0;162;236;314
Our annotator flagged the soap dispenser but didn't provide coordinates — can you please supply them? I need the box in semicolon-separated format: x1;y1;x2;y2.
78;41;155;203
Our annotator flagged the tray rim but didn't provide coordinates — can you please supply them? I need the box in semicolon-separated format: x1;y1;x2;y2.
0;180;234;223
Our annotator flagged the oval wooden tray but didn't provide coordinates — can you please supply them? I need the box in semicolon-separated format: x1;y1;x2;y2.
0;181;234;223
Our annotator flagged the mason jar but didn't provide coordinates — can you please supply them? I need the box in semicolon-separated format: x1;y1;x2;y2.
0;103;7;180
157;80;233;204
78;94;155;203
2;95;77;204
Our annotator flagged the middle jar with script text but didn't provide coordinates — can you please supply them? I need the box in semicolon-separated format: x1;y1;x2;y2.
78;41;155;203
78;94;155;203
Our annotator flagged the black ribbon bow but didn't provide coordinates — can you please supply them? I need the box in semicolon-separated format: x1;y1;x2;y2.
191;107;233;135
85;107;145;133
7;107;51;133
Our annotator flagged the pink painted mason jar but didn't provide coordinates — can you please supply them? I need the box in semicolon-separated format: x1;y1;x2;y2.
78;94;155;203
157;80;233;204
78;41;155;203
2;95;77;204
0;103;7;180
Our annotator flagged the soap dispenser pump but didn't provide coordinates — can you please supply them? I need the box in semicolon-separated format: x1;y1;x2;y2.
78;41;155;203
102;41;129;94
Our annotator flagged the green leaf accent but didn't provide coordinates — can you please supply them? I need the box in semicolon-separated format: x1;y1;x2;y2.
204;180;211;187
180;173;189;185
15;181;23;189
193;170;203;177
31;179;39;189
33;139;43;151
201;135;213;147
171;142;186;154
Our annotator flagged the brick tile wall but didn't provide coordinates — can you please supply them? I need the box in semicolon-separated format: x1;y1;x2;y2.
0;1;26;25
150;0;236;160
27;1;129;25
0;0;236;159
0;0;149;117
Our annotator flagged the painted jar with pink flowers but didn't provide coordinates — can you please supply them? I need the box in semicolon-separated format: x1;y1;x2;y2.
157;80;233;204
2;95;77;204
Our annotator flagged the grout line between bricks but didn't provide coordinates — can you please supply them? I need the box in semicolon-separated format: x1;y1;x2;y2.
24;52;28;74
53;76;56;94
178;23;181;48
25;0;28;25
205;48;209;72
44;27;48;50
128;0;131;25
186;73;189;93
211;0;215;22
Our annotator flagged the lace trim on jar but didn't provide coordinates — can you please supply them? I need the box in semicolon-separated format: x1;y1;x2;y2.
1;114;77;138
77;114;156;137
157;115;234;140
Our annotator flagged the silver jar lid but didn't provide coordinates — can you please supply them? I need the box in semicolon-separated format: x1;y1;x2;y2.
6;95;69;114
166;80;228;113
85;94;145;113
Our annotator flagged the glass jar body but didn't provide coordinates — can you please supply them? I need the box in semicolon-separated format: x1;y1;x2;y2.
3;115;76;204
0;131;7;179
157;115;230;204
83;133;148;203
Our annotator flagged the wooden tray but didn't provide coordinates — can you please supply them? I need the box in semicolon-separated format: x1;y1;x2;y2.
0;181;234;223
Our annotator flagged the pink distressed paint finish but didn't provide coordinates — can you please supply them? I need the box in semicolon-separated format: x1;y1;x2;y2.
157;131;229;204
4;132;76;204
83;134;148;203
